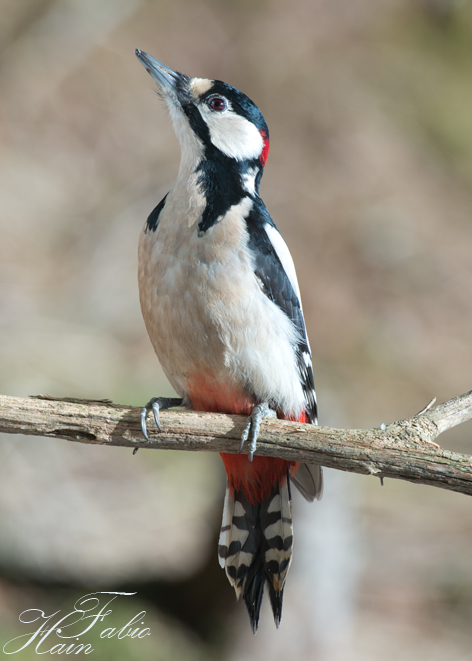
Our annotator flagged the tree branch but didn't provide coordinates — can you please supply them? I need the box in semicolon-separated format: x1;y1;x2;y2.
1;392;472;495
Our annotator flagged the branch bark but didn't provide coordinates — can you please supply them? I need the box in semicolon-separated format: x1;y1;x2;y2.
1;392;472;495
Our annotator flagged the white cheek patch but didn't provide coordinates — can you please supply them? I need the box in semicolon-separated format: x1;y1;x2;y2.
201;106;264;161
264;223;302;302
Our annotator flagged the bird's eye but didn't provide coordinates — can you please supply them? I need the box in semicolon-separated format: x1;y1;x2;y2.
208;96;227;112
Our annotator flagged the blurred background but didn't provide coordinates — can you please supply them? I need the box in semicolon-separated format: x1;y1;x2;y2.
1;0;472;658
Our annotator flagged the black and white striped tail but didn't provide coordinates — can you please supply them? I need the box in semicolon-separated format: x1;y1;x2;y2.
218;474;293;632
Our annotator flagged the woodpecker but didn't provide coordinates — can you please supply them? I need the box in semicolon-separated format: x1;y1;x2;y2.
135;49;323;632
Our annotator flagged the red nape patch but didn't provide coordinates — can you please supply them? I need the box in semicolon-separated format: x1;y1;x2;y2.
259;129;270;168
220;454;300;504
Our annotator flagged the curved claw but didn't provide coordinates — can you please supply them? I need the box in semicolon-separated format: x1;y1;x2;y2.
140;396;183;446
239;426;249;454
151;401;163;432
141;406;151;441
239;402;276;462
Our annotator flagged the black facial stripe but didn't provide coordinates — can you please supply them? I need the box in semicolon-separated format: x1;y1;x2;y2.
181;102;212;149
145;193;168;233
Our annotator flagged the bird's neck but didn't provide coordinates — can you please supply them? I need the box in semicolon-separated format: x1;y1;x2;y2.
195;157;260;234
170;149;262;233
198;154;261;196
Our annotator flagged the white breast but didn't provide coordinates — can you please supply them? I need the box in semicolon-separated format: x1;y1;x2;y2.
138;187;305;417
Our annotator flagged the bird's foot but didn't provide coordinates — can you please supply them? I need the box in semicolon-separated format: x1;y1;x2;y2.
138;397;183;452
239;402;276;462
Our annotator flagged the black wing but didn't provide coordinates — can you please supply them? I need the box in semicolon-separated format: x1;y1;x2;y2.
245;198;317;423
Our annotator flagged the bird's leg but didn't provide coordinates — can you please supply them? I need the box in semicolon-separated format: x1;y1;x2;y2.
140;397;183;441
239;402;277;462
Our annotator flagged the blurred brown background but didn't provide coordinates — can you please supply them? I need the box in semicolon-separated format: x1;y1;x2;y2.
1;0;472;659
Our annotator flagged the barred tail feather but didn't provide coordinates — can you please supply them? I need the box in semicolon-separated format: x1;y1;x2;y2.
263;477;293;627
218;481;255;601
218;473;294;632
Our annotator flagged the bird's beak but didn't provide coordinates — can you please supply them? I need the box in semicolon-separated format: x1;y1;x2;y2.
135;49;187;98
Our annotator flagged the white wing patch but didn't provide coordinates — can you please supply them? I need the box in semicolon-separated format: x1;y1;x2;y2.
264;223;301;302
